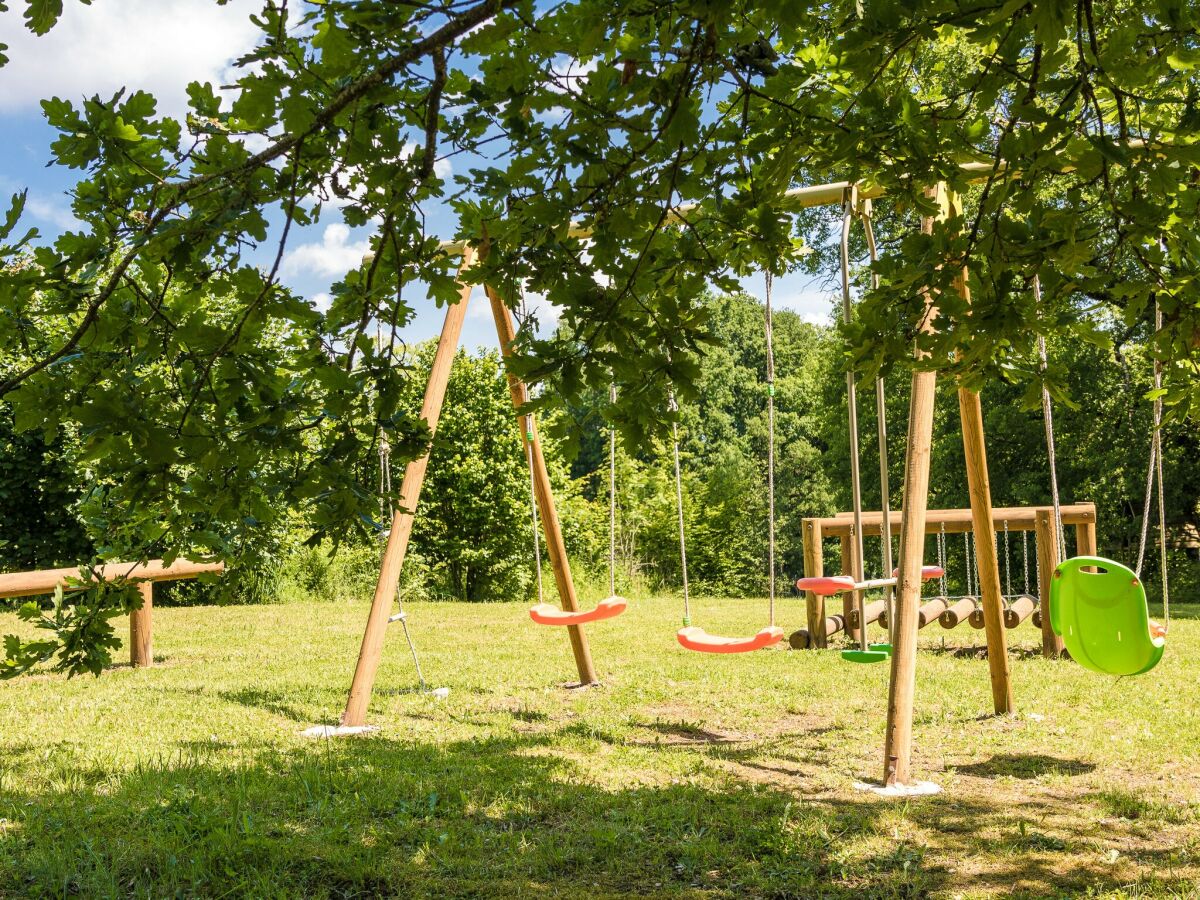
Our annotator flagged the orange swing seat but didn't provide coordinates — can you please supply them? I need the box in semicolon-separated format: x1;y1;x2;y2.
676;625;785;654
529;595;627;626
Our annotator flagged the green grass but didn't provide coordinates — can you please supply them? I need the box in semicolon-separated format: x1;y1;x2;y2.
2;593;1199;898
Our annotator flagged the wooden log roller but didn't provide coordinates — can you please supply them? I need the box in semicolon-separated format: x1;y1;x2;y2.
939;597;977;628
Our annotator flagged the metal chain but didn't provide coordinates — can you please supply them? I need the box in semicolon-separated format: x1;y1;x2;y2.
937;522;948;598
1022;528;1031;596
973;531;980;597
1003;521;1012;596
964;530;974;598
1034;526;1042;599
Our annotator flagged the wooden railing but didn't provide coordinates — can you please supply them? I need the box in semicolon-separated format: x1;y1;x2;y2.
0;559;224;668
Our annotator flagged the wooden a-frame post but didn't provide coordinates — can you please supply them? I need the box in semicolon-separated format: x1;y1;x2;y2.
883;183;1015;788
341;249;479;727
341;246;598;728
483;280;598;686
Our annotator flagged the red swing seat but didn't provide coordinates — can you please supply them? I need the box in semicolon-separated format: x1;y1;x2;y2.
529;595;627;626
676;625;785;654
796;565;944;596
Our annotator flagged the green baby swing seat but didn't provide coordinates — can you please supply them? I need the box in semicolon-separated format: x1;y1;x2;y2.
1049;556;1165;677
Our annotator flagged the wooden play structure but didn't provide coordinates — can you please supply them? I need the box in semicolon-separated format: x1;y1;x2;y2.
331;165;1169;795
0;559;224;667
791;503;1099;661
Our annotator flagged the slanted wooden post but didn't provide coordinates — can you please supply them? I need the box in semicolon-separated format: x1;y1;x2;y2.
1035;508;1065;658
952;222;1014;712
129;582;153;667
341;249;478;728
1075;519;1097;557
958;388;1015;714
802;519;826;647
882;183;947;788
483;283;598;686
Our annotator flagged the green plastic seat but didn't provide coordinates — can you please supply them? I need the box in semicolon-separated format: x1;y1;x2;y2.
1049;556;1165;677
841;643;892;664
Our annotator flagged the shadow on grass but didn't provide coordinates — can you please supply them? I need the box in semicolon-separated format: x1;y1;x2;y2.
926;644;1049;660
0;733;1185;899
953;753;1096;779
636;718;747;745
215;687;320;724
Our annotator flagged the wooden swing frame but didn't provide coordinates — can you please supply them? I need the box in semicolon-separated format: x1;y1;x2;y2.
336;171;1096;792
340;243;598;730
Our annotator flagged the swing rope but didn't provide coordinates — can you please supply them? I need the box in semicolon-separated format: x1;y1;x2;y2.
840;186;868;652
525;395;544;606
609;382;618;598
860;198;894;644
1146;299;1170;630
1037;277;1170;644
1034;277;1067;564
669;390;691;627
765;270;777;628
375;321;429;693
519;291;545;607
521;305;626;629
671;270;783;653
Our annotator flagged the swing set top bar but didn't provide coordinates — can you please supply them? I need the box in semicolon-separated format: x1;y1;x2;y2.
812;503;1095;538
430;142;1155;258
433;168;988;258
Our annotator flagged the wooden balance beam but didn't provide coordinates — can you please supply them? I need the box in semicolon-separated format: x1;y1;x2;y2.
0;559;224;668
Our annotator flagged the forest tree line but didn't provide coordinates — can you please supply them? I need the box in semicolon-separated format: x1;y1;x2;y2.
1;292;1195;606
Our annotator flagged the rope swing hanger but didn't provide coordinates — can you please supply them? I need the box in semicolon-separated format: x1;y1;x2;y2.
1040;274;1169;677
675;271;785;654
375;320;447;698
795;189;943;654
525;291;627;627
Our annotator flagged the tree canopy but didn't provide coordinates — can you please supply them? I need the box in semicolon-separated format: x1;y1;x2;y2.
0;0;1197;671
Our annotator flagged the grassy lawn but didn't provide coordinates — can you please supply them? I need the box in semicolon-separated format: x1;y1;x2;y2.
2;592;1198;898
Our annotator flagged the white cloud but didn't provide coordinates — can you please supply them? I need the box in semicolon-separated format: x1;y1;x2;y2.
310;292;333;312
799;309;833;326
24;193;77;229
524;292;561;330
772;288;837;325
546;55;599;95
0;0;262;117
282;224;371;278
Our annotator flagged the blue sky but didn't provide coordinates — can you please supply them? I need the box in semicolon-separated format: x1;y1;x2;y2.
0;0;840;350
